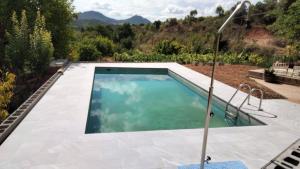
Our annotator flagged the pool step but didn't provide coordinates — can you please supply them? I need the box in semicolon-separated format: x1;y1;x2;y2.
225;111;238;125
262;139;300;169
0;63;69;145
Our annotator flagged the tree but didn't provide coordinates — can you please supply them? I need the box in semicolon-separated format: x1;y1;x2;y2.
278;0;296;11
270;0;300;42
19;10;30;70
120;37;134;49
153;20;161;30
115;24;135;41
232;3;248;25
190;10;198;18
216;5;225;17
5;11;30;74
1;0;75;59
166;18;178;27
29;11;54;75
0;0;8;66
0;70;15;122
114;23;135;49
95;25;113;39
184;10;198;24
34;0;75;59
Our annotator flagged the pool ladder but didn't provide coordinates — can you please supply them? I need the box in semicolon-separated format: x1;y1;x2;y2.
225;83;264;125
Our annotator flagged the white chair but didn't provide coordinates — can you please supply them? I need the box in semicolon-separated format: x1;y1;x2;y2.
272;62;289;76
292;66;300;78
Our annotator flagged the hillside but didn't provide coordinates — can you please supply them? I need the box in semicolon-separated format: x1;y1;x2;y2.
133;20;286;56
75;11;151;27
72;0;299;62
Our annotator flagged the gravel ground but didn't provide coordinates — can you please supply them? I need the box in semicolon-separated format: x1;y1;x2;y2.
185;64;285;99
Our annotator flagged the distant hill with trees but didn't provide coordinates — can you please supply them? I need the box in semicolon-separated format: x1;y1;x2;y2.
74;11;151;27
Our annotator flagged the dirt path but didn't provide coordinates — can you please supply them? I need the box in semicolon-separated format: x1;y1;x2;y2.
185;64;285;99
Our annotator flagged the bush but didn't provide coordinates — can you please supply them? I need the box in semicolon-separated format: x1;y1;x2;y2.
79;44;101;61
120;37;134;50
113;51;216;64
94;36;115;56
154;40;183;55
166;18;178;27
189;38;204;54
222;53;247;64
0;71;15;122
113;51;272;67
249;54;264;66
69;44;80;61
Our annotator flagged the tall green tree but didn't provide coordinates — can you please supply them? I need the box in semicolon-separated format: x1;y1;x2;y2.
190;10;198;18
19;10;30;69
216;6;225;17
270;0;300;42
38;0;75;59
1;0;74;60
153;20;162;30
184;10;198;24
29;11;54;75
0;0;31;66
0;0;8;66
114;24;135;49
5;11;30;74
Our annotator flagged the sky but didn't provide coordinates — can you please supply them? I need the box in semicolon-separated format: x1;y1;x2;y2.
73;0;261;21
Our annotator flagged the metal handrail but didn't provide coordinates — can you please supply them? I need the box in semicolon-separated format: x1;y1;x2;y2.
250;88;264;111
237;93;251;112
225;83;251;111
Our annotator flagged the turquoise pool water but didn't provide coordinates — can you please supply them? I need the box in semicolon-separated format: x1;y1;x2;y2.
86;68;260;133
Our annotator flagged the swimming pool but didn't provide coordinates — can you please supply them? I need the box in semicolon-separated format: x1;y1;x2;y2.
85;67;263;133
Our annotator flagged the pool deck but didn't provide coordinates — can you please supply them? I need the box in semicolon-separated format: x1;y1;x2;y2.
0;63;299;169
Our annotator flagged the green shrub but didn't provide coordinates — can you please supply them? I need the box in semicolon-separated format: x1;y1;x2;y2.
79;44;101;61
113;51;272;67
114;52;216;64
120;37;134;50
0;71;15;122
94;36;115;56
249;54;264;66
154;40;183;55
222;53;247;64
69;43;80;61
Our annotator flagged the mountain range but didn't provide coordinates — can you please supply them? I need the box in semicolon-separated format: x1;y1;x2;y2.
74;11;151;27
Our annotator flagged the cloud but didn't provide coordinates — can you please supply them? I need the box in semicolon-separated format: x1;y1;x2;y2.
163;5;186;14
93;2;112;11
109;11;121;17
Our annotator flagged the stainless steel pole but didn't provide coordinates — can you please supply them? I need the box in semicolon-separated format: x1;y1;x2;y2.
199;1;251;168
200;34;220;169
